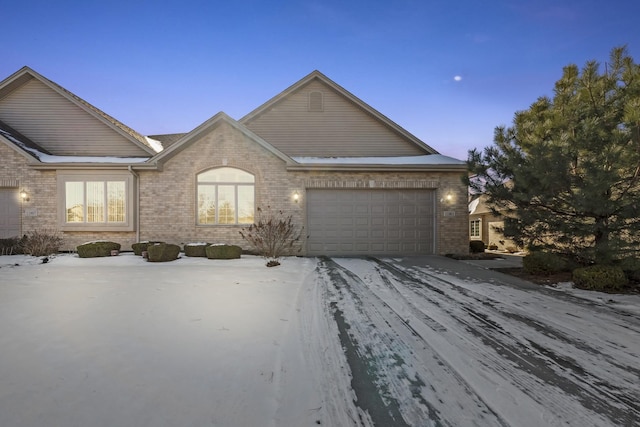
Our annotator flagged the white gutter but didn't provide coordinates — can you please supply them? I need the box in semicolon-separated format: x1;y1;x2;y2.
128;165;140;243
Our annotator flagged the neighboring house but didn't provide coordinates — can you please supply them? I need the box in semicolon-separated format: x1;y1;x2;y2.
0;67;468;256
468;194;518;251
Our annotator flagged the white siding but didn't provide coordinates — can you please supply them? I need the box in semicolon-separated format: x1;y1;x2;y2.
0;79;149;157
244;80;427;157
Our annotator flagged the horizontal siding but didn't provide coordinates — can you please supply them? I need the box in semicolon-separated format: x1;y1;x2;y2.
244;80;427;157
0;79;149;157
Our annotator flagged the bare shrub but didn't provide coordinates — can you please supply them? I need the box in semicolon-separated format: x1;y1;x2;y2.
239;207;303;266
22;228;63;257
0;236;25;255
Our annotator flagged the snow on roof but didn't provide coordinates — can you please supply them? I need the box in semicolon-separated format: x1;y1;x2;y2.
36;154;150;163
144;136;164;153
292;154;465;165
469;197;480;214
0;128;39;159
0;127;150;163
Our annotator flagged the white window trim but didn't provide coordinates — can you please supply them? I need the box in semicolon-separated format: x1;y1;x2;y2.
196;167;255;226
57;171;135;231
470;218;481;239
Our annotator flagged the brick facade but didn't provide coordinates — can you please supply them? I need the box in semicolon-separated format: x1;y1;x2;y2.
292;170;468;255
1;129;469;255
137;121;303;249
1;69;470;256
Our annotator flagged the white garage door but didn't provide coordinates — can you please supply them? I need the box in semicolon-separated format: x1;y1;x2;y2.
0;188;20;238
306;189;436;256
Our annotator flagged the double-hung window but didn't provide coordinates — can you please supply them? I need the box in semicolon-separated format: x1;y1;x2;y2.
197;167;255;225
58;172;134;231
470;219;481;238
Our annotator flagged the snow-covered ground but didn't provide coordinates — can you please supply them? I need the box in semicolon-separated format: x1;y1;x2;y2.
0;254;360;427
321;257;640;426
0;253;638;427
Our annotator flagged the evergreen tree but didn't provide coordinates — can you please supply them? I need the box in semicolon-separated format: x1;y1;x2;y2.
466;46;640;264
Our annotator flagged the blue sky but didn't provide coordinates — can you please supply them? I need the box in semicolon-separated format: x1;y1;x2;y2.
3;0;639;160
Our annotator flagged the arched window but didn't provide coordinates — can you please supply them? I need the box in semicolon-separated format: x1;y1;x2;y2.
197;167;255;225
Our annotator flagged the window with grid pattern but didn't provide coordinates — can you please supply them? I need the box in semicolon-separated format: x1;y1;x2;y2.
197;167;255;225
58;172;133;231
470;219;481;238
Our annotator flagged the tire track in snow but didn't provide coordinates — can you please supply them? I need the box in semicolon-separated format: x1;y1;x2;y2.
385;260;640;400
336;258;602;426
320;257;510;427
370;258;639;427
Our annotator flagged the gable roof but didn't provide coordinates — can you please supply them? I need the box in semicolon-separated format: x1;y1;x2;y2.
0;120;153;169
0;118;51;158
240;70;439;155
0;67;158;156
147;133;186;150
151;112;294;166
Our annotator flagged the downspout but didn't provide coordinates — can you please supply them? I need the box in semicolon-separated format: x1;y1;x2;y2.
128;165;140;243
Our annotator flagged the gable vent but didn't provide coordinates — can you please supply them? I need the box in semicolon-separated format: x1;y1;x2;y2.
308;91;323;112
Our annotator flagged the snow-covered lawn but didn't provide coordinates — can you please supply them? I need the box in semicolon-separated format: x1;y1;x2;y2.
0;253;359;427
1;253;638;427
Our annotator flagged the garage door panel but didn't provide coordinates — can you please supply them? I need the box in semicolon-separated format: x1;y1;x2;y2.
355;205;369;214
388;230;400;239
371;230;385;238
402;205;417;214
340;206;354;214
307;189;435;256
370;242;385;251
403;230;419;239
371;192;386;201
355;218;369;226
371;217;385;227
386;243;400;252
0;189;20;238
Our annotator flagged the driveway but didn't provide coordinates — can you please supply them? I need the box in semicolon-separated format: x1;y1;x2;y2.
319;256;640;426
0;254;638;427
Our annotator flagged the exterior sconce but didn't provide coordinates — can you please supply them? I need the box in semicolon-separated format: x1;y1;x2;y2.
293;191;300;203
20;190;29;202
441;192;453;203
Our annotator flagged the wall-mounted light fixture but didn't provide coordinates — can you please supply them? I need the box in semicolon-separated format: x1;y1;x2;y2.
440;191;454;204
19;189;28;237
293;191;300;203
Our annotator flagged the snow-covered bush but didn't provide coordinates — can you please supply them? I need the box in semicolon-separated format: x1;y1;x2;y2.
184;242;211;257
132;241;164;256
147;243;180;262
205;244;241;260
77;241;121;258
